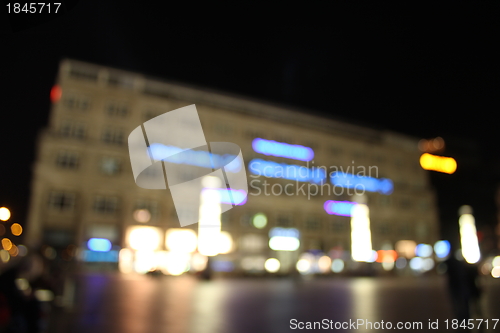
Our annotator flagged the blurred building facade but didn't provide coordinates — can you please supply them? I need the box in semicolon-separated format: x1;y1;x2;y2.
26;59;440;274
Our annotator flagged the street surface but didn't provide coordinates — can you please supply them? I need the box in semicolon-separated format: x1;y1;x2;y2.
47;273;500;333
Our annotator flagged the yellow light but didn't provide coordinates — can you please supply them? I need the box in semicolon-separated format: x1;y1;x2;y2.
128;226;161;251
395;240;417;259
118;248;134;274
11;223;22;236
351;204;373;262
459;213;481;264
0;249;10;263
419;153;457;174
0;207;11;221
252;213;267;229
264;258;280;273
197;177;222;256
492;266;500;278
318;256;332;273
165;229;197;253
1;238;12;251
217;231;233;254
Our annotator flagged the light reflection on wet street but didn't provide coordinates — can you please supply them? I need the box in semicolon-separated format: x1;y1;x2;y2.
47;273;500;333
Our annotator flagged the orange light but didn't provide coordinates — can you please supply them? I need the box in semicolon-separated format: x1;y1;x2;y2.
50;85;62;103
11;223;22;236
376;250;398;263
1;238;12;251
419;153;457;174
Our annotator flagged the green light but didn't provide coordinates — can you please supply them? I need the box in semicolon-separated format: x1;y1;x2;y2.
252;213;267;229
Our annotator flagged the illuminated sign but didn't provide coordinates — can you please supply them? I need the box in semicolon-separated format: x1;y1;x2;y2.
269;227;300;251
249;158;326;183
252;138;314;161
149;143;241;172
81;250;119;262
330;172;393;194
87;238;112;252
203;188;247;206
419;153;457;174
324;200;357;216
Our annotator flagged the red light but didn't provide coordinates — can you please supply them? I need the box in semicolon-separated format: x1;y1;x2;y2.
50;85;62;103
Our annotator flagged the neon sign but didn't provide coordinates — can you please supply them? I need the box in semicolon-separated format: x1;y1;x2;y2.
324;200;357;216
252;138;314;161
249;158;326;183
419;153;457;174
330;172;393;195
202;188;247;206
149;143;241;172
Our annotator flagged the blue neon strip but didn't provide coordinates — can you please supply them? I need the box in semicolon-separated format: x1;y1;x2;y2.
252;138;314;161
203;188;247;205
87;238;112;252
149;143;240;172
330;172;393;195
249;159;326;183
324;200;357;216
82;250;119;262
269;227;300;239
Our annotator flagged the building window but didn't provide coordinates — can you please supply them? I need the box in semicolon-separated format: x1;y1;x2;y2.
102;128;125;145
305;217;322;230
48;191;75;211
329;219;347;232
134;200;158;218
63;94;90;111
93;196;118;214
105;102;128;117
60;121;86;139
100;157;121;175
56;151;79;169
277;215;292;227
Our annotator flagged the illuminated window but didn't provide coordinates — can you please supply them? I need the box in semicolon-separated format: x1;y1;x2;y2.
56;151;79;169
60;121;86;139
48;191;75;211
93;196;118;214
102;128;125;145
100;157;121;175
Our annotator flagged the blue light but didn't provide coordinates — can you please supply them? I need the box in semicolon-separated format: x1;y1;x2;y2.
434;240;451;259
252;138;314;161
324;200;357;216
330;172;393;195
203;188;247;205
415;244;433;257
249;159;326;183
149;143;240;172
82;250;119;262
87;238;112;252
269;227;300;239
211;260;235;272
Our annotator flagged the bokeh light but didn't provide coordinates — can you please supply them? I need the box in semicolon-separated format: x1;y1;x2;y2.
10;223;23;236
264;258;280;273
0;207;11;222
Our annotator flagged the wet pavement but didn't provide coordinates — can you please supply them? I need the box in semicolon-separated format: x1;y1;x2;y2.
47;273;500;333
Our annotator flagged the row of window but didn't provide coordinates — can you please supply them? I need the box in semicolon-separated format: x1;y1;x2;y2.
47;191;158;216
56;151;121;175
59;121;127;145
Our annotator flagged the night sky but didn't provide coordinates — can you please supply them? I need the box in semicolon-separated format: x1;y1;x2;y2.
2;2;500;248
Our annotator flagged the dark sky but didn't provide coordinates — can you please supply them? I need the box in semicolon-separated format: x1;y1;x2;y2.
2;2;500;246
